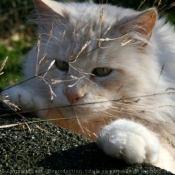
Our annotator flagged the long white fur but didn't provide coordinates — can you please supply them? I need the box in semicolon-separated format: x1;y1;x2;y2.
2;0;175;173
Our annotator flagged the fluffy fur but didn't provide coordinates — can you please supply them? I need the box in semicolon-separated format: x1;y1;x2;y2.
2;0;175;173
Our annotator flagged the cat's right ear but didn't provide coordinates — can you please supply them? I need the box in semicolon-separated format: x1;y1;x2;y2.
119;8;157;42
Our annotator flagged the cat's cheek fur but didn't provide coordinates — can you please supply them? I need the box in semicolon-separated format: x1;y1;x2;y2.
97;119;160;164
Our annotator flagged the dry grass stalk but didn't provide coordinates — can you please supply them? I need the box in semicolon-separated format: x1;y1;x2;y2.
0;57;8;76
137;0;147;10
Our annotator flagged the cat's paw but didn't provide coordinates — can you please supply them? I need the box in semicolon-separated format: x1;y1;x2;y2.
97;119;160;164
1;86;49;117
1;86;35;110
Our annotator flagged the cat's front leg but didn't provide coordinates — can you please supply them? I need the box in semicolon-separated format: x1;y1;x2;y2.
97;119;160;164
1;86;48;117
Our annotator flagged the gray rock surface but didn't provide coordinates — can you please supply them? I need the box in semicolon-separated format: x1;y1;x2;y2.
0;105;173;175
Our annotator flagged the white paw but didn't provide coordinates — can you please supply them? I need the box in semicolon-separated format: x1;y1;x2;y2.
1;86;35;110
97;119;160;164
1;86;47;117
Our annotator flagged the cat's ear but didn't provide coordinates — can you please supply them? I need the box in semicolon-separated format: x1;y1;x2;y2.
33;0;66;18
33;0;69;32
119;8;157;41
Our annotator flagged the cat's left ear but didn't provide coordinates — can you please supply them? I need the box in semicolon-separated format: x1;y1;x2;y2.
33;0;69;32
119;8;157;41
33;0;67;18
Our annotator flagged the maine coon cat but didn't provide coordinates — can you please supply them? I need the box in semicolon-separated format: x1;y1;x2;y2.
2;0;175;173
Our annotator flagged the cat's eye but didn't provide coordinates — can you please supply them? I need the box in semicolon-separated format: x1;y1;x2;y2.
93;67;112;77
55;60;69;71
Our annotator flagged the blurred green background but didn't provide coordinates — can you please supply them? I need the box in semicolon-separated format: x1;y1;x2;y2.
0;0;175;90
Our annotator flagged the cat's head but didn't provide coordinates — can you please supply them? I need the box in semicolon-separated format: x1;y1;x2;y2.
29;0;159;119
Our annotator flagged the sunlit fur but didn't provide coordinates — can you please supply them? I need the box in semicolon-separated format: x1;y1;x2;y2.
2;0;175;173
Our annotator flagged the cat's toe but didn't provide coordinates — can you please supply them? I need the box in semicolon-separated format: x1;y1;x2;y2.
97;129;146;163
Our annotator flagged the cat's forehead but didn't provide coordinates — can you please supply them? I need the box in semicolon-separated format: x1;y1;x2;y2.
40;3;141;69
64;3;137;25
47;3;139;36
56;4;139;55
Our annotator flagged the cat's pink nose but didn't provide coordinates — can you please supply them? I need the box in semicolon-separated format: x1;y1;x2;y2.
64;90;85;104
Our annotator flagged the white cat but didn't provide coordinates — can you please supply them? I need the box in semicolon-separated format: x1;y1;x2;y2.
2;0;175;173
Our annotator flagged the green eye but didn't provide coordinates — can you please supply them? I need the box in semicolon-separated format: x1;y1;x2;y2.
93;67;112;77
55;60;69;71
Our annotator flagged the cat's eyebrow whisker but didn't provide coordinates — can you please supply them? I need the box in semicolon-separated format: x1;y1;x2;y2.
39;32;61;43
40;28;61;44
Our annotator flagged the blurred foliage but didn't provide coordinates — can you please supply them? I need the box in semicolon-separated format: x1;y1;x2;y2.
0;33;33;89
0;0;175;89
